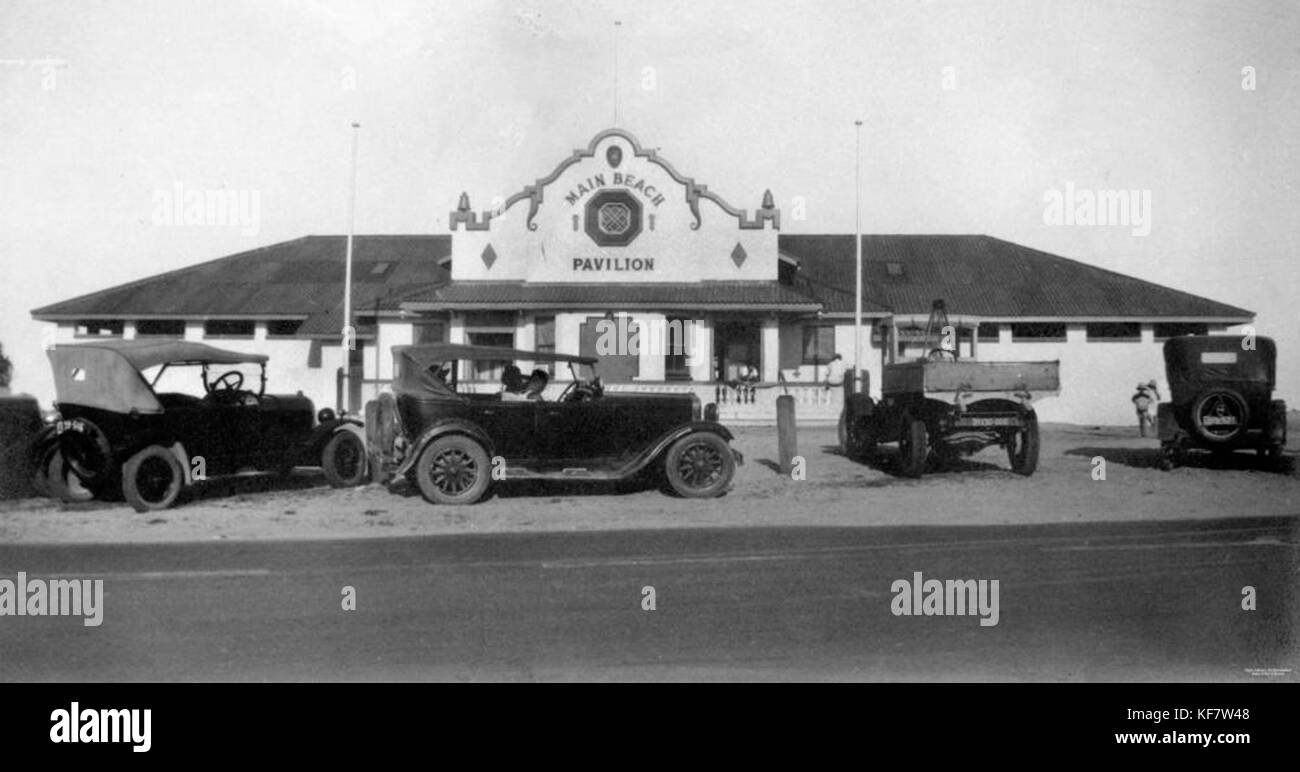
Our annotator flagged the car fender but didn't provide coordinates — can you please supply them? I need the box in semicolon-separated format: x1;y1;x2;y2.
309;417;365;456
623;422;741;476
395;419;496;477
166;441;195;486
1268;400;1287;446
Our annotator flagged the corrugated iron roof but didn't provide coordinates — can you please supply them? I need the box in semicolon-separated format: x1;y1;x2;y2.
30;232;1252;327
32;235;452;332
779;234;1254;319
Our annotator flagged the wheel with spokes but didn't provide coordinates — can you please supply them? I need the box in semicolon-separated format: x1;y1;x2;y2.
322;430;367;487
664;433;735;498
415;435;490;505
121;445;183;512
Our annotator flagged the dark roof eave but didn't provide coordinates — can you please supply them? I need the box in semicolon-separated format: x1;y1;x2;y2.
401;301;823;313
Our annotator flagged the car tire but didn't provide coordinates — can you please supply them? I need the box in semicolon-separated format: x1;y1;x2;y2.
1007;410;1040;476
47;450;96;503
664;432;735;498
31;444;55;499
322;430;367;488
839;412;875;461
415;435;491;505
897;413;927;478
1259;444;1285;472
121;445;183;513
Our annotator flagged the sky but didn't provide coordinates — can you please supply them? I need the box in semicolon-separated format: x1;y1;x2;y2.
2;0;1297;404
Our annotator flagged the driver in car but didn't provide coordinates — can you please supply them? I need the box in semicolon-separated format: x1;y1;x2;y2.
523;369;548;401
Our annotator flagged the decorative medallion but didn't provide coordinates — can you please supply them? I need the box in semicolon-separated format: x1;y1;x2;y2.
584;190;642;247
606;145;623;169
481;243;497;269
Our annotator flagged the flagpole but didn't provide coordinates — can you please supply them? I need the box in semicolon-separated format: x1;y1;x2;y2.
854;119;863;393
342;121;360;414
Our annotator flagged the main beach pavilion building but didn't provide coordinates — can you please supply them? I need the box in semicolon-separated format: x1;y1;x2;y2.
33;129;1252;425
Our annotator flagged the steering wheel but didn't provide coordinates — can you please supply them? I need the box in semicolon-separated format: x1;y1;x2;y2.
211;370;245;393
560;381;598;403
927;348;957;362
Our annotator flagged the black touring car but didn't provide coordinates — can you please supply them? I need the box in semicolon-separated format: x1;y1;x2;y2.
33;340;367;511
1157;335;1287;470
365;343;741;505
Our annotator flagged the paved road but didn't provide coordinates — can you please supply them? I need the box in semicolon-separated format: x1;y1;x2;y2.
1;516;1296;681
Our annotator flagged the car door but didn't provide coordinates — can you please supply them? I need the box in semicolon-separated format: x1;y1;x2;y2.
534;399;625;469
466;399;539;467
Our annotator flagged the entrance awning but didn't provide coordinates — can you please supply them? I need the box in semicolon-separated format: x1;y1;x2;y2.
401;282;823;313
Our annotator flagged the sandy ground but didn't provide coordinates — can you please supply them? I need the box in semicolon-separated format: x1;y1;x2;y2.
2;422;1297;544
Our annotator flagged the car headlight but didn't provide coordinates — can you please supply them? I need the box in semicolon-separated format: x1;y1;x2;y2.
41;408;61;424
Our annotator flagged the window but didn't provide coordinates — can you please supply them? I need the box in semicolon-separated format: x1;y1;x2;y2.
135;319;185;337
1154;323;1209;340
414;321;446;345
579;316;640;383
977;323;1001;343
267;319;304;337
1010;323;1066;342
307;340;322;369
664;317;692;381
1086;322;1140;342
802;326;836;364
466;332;514;381
534;316;556;375
204;319;255;338
75;320;123;338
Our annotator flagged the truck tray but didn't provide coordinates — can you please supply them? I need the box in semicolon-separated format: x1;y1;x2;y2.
882;360;1060;396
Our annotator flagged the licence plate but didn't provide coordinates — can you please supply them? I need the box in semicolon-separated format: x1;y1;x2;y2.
960;416;1019;427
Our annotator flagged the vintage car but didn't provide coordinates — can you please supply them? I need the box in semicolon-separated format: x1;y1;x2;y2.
364;343;741;504
839;300;1059;477
1157;335;1287;470
32;340;367;511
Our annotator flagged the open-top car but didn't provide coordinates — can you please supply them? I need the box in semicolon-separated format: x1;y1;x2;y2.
1157;335;1286;470
365;343;741;504
32;340;367;511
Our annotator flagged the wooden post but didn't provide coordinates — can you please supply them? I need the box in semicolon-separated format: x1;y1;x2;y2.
777;395;797;475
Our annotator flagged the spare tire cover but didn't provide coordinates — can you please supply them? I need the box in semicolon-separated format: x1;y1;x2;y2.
1190;389;1249;444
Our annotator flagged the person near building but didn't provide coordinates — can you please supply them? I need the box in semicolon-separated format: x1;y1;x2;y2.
1132;380;1159;437
823;354;846;390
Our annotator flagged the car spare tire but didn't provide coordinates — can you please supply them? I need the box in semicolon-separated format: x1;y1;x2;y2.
1190;389;1249;444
